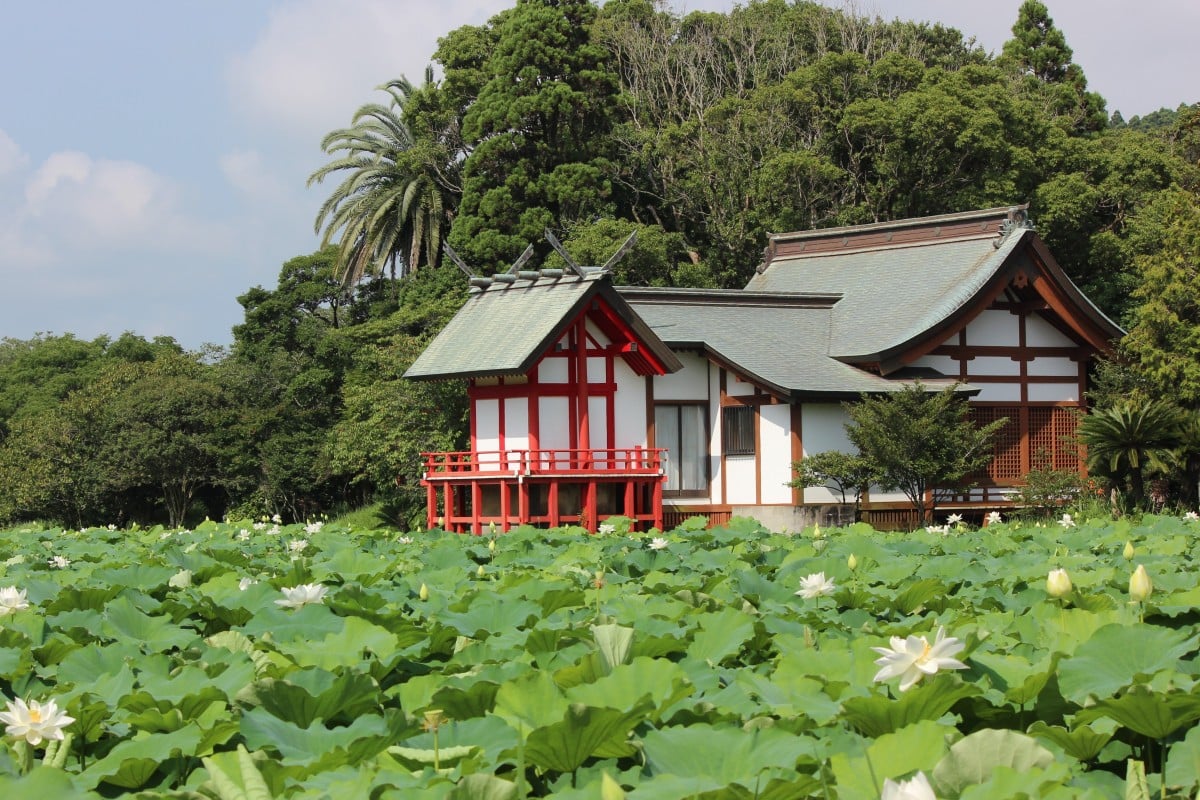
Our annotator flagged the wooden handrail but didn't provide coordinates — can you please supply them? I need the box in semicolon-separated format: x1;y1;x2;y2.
420;447;666;474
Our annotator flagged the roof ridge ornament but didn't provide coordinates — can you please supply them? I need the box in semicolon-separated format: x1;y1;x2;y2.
995;205;1035;247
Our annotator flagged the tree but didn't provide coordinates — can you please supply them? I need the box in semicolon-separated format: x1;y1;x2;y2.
447;0;621;271
1077;400;1184;512
1121;189;1200;405
550;218;715;287
310;73;455;285
789;450;879;519
844;382;1006;526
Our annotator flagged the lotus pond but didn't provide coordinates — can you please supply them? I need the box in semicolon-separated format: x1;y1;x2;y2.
1;514;1200;798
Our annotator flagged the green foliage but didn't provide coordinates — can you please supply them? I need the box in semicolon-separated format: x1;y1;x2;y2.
844;382;1006;524
1077;399;1184;511
309;73;457;284
448;0;620;271
1014;462;1087;519
790;450;878;513
549;218;715;288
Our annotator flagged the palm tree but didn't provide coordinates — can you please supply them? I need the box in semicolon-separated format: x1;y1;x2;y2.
1077;400;1184;511
308;71;455;286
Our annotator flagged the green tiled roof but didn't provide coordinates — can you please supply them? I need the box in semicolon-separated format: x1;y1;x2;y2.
746;225;1024;361
405;271;680;380
621;289;965;398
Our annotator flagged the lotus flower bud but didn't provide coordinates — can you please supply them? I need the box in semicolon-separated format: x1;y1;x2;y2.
419;583;429;601
488;538;496;554
1123;540;1135;560
1129;564;1152;602
488;521;497;536
1046;568;1072;598
847;553;858;571
476;565;485;578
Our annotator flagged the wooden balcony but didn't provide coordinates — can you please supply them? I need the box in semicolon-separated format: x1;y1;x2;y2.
420;448;666;533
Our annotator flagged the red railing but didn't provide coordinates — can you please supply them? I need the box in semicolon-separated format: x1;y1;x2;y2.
422;447;665;477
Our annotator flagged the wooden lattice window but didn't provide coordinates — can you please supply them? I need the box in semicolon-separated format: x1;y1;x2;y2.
722;406;756;457
972;406;1021;482
1029;407;1081;471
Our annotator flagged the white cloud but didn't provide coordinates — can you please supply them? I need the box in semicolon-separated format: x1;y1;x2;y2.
226;0;508;142
0;129;27;178
220;149;287;201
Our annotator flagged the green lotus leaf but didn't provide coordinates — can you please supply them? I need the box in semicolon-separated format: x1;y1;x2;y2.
0;764;97;798
83;724;203;789
446;773;518;800
969;651;1054;707
641;722;818;788
388;743;480;768
686;607;755;666
431;680;500;720
254;668;380;727
1165;724;1200;795
1057;623;1198;704
438;595;542;638
830;719;950;800
237;601;342;644
100;595;198;652
1075;686;1200;740
278;616;399;670
591;623;634;675
201;744;278;800
841;674;981;738
566;656;692;721
1026;720;1113;762
956;763;1073;800
1127;759;1152;800
494;670;567;733
525;700;653;771
238;706;403;768
309;546;393;583
931;729;1054;798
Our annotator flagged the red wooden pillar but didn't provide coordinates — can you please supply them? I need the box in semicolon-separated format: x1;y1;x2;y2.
584;480;597;532
652;478;663;531
471;481;482;535
518;479;530;526
576;317;590;466
549;483;560;528
623;479;635;519
426;482;436;530
444;483;455;531
500;479;511;532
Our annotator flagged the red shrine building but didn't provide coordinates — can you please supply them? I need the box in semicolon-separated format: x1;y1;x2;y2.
405;206;1123;532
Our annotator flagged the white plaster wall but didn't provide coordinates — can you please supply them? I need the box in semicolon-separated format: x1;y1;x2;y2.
724;456;757;504
475;399;500;466
654;352;709;400
972;383;1022;402
613;361;647;450
538;397;571;450
1028;383;1079;402
726;372;756;397
1026;314;1077;347
1027;356;1079;377
503;397;528;451
587;357;606;382
966;357;1021;377
587;396;608;450
966;309;1019;346
540;357;568;383
800;403;855;504
759;404;793;504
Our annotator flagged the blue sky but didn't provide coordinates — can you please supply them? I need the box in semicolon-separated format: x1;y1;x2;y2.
1;0;1195;350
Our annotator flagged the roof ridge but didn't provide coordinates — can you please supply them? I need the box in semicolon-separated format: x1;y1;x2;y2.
767;205;1028;244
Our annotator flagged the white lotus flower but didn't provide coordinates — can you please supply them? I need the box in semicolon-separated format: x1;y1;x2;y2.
881;770;937;800
1184;511;1199;522
0;696;74;746
397;535;413;545
275;583;327;609
287;539;309;555
1046;568;1072;598
106;524;117;531
47;555;71;569
1059;513;1076;528
925;524;949;535
986;511;1002;525
238;577;256;591
946;513;963;526
598;522;616;535
236;529;251;541
795;572;837;599
271;514;282;524
872;627;968;692
648;537;669;551
305;521;323;534
252;522;267;531
0;587;30;616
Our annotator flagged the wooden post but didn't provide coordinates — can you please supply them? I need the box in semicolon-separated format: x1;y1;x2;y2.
500;479;511;532
426;482;436;530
